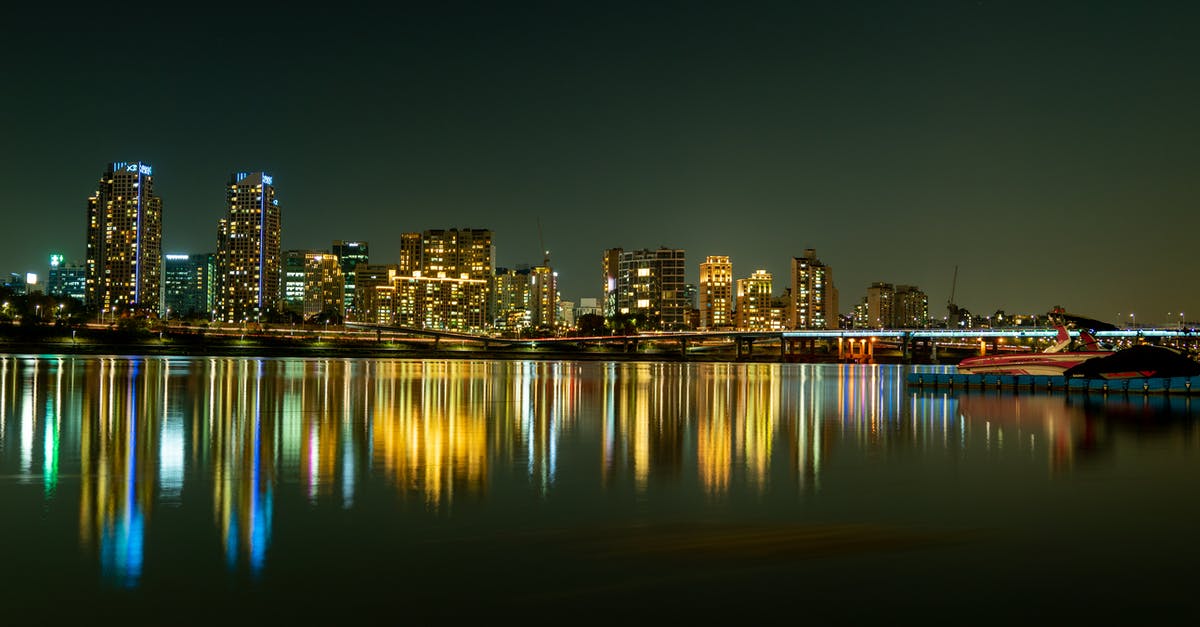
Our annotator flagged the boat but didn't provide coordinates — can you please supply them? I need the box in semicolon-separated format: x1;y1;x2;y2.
956;326;1112;376
957;325;1200;379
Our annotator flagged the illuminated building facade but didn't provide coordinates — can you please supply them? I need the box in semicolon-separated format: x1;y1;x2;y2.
85;161;163;314
735;270;774;330
529;265;559;330
894;285;929;328
331;240;368;319
395;228;494;327
281;250;311;314
374;273;487;330
162;253;215;319
47;253;87;303
302;253;344;319
866;282;894;328
352;264;398;323
493;266;532;331
789;249;837;330
215;172;281;323
601;248;621;318
613;247;687;330
699;255;733;330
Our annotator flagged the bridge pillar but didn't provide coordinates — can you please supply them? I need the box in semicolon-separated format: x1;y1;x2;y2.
780;337;787;361
680;337;688;360
434;336;440;349
930;341;939;364
868;338;874;359
838;338;844;360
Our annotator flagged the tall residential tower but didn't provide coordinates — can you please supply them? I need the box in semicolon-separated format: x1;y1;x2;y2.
85;161;163;314
215;171;281;323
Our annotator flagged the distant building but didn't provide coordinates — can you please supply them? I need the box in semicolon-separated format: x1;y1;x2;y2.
85;161;163;314
530;266;559;330
162;253;215;319
47;254;87;303
374;273;487;331
866;282;894;328
493;266;532;331
332;240;369;319
215;171;281;323
699;256;733;330
893;285;929;328
789;249;837;329
577;297;602;318
736;270;773;330
601;248;621;318
398;228;494;325
282;250;313;314
302;253;344;319
862;282;927;328
610;247;687;330
352;264;398;323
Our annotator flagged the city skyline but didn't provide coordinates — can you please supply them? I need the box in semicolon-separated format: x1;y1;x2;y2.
3;3;1198;323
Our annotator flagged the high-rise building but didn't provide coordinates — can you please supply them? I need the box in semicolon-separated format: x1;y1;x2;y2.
47;254;87;303
601;248;622;319
162;253;215;319
493;266;532;331
735;270;773;330
282;250;311;314
398;233;422;274
85;161;163;314
893;285;929;328
353;264;399;324
613;247;687;330
789;249;837;330
397;228;494;327
529;266;559;330
332;240;369;318
699;255;733;330
215;172;281;323
865;282;894;328
374;274;487;331
302;253;344;319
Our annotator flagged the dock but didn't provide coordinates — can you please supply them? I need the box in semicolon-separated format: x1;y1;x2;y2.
905;372;1198;395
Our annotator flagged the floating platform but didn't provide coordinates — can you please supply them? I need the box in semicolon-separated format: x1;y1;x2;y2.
905;372;1198;395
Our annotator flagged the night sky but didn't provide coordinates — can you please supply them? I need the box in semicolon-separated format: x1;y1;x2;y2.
3;2;1197;324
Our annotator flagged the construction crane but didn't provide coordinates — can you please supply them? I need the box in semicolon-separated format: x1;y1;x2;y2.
537;217;550;266
946;265;963;327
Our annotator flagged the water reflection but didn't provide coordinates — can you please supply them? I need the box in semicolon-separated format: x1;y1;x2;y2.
0;356;1195;590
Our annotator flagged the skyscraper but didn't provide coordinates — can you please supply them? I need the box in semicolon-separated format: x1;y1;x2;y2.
332;240;369;319
699;255;733;330
215;171;281;323
789;249;837;330
85;161;162;314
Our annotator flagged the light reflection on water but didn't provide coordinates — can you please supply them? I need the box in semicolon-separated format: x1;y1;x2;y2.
0;355;1196;618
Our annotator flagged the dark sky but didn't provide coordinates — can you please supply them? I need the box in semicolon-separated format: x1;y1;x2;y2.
3;1;1197;325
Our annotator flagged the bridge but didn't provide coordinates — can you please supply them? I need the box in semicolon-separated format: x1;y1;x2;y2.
343;323;1198;361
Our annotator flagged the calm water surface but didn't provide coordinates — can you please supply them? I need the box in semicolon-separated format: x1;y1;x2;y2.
0;355;1196;622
